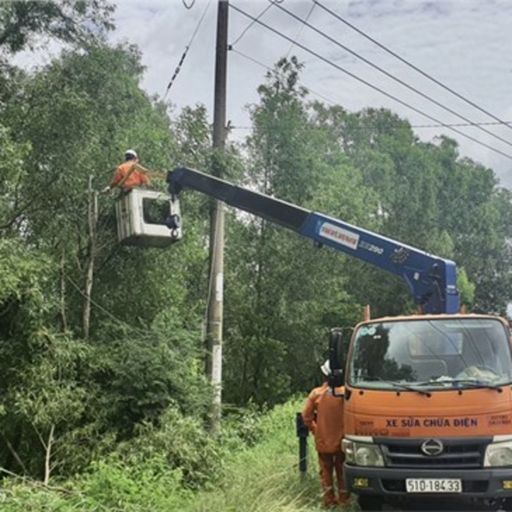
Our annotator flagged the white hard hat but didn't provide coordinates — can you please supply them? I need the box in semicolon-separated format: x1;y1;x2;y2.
320;360;331;377
125;149;138;159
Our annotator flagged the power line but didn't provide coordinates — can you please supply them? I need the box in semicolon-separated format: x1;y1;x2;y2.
65;275;152;337
230;45;512;133
164;0;213;98
232;48;512;130
405;121;512;129
230;2;274;47
409;121;512;129
231;120;512;131
314;0;512;134
231;48;338;106
228;3;512;161
272;1;512;149
285;2;316;59
230;121;512;130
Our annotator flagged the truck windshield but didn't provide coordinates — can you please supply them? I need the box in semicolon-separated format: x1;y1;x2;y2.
349;318;512;391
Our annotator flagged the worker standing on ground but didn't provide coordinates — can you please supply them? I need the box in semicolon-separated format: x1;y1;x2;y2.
302;360;349;508
102;149;150;193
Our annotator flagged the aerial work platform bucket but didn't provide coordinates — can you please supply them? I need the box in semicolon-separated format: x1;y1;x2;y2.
115;188;182;248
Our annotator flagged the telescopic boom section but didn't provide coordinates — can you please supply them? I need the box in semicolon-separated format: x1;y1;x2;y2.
167;167;459;314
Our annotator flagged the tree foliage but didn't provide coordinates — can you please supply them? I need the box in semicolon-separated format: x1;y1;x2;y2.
0;0;114;55
0;32;212;480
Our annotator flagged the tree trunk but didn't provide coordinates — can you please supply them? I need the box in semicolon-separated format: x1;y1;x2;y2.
83;175;98;339
59;245;68;332
1;428;26;474
43;425;54;485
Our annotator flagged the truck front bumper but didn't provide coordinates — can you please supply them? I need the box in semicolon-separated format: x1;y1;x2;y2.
345;464;512;499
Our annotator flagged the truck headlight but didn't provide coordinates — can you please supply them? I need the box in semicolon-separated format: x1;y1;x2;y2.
342;439;384;467
485;441;512;467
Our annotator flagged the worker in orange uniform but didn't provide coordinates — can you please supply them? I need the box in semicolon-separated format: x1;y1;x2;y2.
103;149;150;193
302;360;349;508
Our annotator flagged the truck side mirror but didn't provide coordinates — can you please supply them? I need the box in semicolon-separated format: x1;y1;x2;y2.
328;327;345;389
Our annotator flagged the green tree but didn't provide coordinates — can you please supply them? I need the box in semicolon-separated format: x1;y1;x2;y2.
0;42;217;479
223;58;371;405
0;0;114;55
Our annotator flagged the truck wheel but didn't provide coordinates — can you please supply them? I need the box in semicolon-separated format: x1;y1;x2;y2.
357;495;382;511
501;498;512;511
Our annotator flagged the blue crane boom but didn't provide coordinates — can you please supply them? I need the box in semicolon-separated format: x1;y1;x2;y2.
167;166;459;314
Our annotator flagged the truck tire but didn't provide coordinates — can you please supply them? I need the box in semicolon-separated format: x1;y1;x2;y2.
357;495;382;511
501;498;512;511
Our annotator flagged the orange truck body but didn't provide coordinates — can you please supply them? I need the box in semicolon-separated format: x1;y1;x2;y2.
342;314;512;508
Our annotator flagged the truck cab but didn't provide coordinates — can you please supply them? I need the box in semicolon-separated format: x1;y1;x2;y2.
342;314;512;510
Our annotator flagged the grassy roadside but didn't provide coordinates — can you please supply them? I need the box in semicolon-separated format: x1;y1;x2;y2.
179;399;356;512
188;399;327;512
0;400;356;511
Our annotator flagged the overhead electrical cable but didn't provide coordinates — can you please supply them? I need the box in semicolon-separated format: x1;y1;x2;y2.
228;3;512;161
231;2;274;47
65;275;153;336
232;48;512;130
164;0;212;98
314;0;512;134
231;47;337;106
410;121;512;129
272;1;512;148
410;121;512;128
231;120;512;131
285;2;316;58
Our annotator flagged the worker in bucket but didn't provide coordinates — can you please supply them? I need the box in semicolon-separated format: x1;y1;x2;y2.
102;149;150;193
302;360;349;508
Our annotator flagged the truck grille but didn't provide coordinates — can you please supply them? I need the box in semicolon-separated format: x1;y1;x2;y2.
376;437;490;469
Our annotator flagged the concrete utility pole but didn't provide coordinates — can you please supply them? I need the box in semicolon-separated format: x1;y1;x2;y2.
206;0;228;433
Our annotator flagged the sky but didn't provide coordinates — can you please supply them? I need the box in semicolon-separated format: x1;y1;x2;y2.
105;0;512;187
13;0;512;187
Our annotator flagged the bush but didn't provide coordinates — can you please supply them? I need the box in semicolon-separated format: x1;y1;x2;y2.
77;457;191;511
115;403;224;489
0;400;353;512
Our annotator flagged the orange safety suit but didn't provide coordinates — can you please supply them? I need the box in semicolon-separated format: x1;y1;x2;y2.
302;382;347;507
110;162;149;191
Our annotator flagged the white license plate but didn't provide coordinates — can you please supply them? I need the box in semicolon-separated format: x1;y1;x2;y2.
406;478;462;493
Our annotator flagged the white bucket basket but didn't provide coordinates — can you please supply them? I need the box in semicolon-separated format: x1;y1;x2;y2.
115;188;182;248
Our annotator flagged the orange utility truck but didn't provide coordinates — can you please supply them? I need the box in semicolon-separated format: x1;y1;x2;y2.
163;167;511;510
330;314;512;510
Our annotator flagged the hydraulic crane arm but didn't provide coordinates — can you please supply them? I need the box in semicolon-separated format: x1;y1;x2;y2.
167;166;459;314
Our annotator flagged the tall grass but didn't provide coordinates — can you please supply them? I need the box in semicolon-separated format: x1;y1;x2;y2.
0;400;356;511
187;399;355;512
